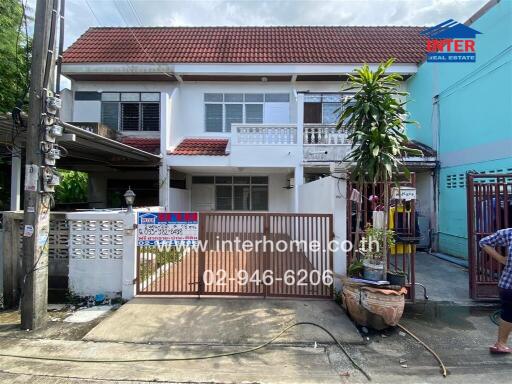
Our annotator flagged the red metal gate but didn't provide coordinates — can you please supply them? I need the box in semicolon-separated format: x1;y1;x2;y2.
467;173;512;300
346;174;417;300
136;212;333;298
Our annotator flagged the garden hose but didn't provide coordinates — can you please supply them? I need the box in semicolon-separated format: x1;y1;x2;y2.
397;323;448;378
490;309;501;326
0;321;372;381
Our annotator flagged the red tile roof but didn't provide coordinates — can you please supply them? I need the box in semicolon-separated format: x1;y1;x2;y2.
63;26;426;64
170;138;229;156
121;137;160;154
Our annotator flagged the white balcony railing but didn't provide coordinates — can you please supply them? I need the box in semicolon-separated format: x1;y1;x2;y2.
232;124;297;145
303;124;350;145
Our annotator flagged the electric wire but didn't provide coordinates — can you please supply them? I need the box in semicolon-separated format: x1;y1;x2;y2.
0;321;371;381
112;0;175;80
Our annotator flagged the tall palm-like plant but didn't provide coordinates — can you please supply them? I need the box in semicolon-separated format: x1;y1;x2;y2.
337;59;422;274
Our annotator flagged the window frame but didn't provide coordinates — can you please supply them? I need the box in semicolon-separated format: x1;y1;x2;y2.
192;175;269;211
100;92;161;132
304;92;354;125
204;93;289;133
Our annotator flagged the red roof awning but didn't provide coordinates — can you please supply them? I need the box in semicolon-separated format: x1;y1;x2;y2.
170;138;229;156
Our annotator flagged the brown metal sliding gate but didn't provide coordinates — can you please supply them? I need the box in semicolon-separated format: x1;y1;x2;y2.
136;212;334;298
468;173;512;300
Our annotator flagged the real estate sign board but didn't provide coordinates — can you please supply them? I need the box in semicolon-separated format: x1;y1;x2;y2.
137;212;199;246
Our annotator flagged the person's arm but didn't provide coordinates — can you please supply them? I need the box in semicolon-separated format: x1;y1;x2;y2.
479;229;510;266
481;245;507;265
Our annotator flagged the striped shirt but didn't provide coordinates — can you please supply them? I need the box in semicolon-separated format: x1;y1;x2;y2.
479;228;512;289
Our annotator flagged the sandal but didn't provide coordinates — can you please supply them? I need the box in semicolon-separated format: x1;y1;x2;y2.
490;345;512;354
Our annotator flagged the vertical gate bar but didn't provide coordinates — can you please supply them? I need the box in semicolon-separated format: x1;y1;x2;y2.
307;216;312;296
484;182;490;283
242;215;251;293
249;215;253;294
244;215;248;295
228;214;232;294
292;215;297;296
284;215;290;295
135;245;140;294
329;214;334;298
321;216;326;297
281;214;285;296
198;213;205;296
279;214;283;296
227;214;231;294
494;180;501;283
231;214;235;294
234;215;238;294
300;216;306;297
264;213;270;298
253;215;258;295
222;214;226;294
255;215;260;295
302;215;306;296
309;216;320;295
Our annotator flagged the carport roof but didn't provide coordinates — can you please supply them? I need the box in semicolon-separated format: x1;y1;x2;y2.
0;114;160;170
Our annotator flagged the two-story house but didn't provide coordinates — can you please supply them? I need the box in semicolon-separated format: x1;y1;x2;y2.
61;26;435;220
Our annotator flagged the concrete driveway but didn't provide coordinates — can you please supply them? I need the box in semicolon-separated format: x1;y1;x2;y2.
83;297;362;345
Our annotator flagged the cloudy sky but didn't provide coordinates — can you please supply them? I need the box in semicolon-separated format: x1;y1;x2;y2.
41;0;488;49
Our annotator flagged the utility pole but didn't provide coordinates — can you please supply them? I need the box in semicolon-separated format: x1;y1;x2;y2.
21;0;61;330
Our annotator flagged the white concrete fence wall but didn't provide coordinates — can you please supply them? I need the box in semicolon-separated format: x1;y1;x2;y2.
298;175;347;289
169;188;191;211
66;210;139;300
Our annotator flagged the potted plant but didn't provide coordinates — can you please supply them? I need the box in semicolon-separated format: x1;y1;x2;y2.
387;269;407;287
347;260;364;278
359;225;395;281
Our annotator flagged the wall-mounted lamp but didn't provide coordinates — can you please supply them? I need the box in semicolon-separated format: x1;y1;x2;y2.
124;187;136;212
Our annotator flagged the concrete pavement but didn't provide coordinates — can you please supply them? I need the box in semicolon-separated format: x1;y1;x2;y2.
83;297;363;345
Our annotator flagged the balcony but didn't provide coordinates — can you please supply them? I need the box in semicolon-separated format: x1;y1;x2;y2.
230;123;350;164
232;124;297;145
303;124;351;163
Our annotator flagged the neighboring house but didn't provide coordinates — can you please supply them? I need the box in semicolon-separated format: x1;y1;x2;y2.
61;26;435;218
407;0;512;260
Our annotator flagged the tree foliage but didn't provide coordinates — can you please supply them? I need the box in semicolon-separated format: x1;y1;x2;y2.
0;0;31;113
338;59;422;185
55;170;88;203
338;59;422;271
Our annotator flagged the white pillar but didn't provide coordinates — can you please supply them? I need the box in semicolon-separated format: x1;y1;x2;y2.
122;211;137;300
10;151;21;211
296;93;304;147
293;92;305;213
294;165;304;212
159;90;171;210
159;163;170;210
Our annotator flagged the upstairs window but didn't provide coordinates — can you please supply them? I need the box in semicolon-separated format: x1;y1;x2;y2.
100;92;160;131
304;93;353;125
204;93;289;132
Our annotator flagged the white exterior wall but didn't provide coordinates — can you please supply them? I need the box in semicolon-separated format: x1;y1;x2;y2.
298;175;347;287
268;174;293;212
169;82;298;147
169;188;191;211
